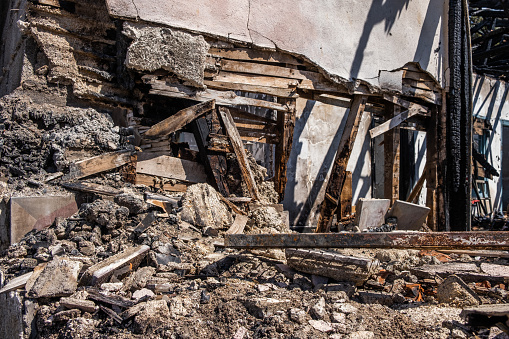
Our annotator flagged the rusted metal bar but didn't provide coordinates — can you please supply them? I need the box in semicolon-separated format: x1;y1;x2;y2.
224;232;509;250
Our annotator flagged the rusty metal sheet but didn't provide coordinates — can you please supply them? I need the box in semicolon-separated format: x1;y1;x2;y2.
224;232;509;250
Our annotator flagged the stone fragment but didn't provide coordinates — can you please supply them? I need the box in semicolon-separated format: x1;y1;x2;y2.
79;245;150;286
52;309;80;322
242;297;290;319
346;331;375;339
437;275;480;306
310;297;326;320
27;258;82;298
79;241;95;256
114;193;147;215
331;312;346;323
134;300;170;333
480;263;509;280
358;291;394;306
387;200;430;231
132;288;154;301
131;266;156;290
332;303;358;314
354;198;390;230
180;183;233;229
308;319;333;333
232;326;248;339
289;308;307;324
100;282;123;292
80;199;129;230
60;297;96;313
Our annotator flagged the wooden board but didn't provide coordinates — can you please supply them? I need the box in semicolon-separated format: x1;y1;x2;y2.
369;108;420;139
316;95;368;232
65;150;132;180
220;59;321;81
384;104;401;205
209;71;299;89
275;99;296;198
136;155;207;183
134;174;188;192
225;214;249;235
143;100;215;139
208;48;306;66
218;106;260;200
204;80;298;98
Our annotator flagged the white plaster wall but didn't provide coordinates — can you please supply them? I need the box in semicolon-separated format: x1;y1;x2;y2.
106;0;447;87
472;74;509;211
282;97;371;226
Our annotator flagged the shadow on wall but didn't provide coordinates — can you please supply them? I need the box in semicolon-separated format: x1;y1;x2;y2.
350;0;442;80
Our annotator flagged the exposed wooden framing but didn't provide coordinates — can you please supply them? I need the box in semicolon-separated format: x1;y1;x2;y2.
149;80;290;112
208;71;299;88
220;59;323;81
217;106;261;201
203;80;298;98
369;108;420;139
192;116;230;196
315;95;368;232
406;163;427;204
218;195;247;216
426;105;439;230
381;94;430;114
143;100;215;139
274;98;297;199
208;48;306;66
64;150;133;180
339;171;353;219
384;103;401;205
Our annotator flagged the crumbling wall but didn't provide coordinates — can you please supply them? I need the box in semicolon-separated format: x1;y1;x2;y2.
472;74;509;211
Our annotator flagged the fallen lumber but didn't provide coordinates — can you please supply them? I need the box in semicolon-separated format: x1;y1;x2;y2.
134;173;189;192
143;100;215;139
65;150;133;180
224;232;509;250
285;248;379;287
136;155;207;183
225;214;249;235
0;272;33;294
62;182;121;196
437;249;509;258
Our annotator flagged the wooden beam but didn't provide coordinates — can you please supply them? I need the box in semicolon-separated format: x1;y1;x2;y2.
369;108;421;139
384;103;401;205
220;59;321;81
149;80;290;112
315;95;368;232
274;99;296;199
209;71;299;89
134;173;189;192
208;47;306;66
65;150;132;180
204;80;298;98
218;107;260;201
136;155;208;183
339;171;353;219
62;182;121;196
225;214;249;235
143;100;215;139
406;163;427;204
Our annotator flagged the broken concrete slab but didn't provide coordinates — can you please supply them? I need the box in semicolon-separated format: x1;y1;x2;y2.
10;195;78;244
27;257;82;298
437;275;481;307
80;245;150;286
285;248;379;286
242;297;291;319
480;263;509;280
411;263;495;282
358;291;394;306
60;297;97;313
387;200;430;231
308;319;333;333
354;198;390;230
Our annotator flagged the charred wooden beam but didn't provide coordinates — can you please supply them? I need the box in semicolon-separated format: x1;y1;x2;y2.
274;98;296;200
315;95;368;232
384;103;401;205
225;232;509;250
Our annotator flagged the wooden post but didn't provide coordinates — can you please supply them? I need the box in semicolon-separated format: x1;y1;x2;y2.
217;106;261;201
315;95;368;232
275;99;296;200
339;171;353;219
384;103;400;205
426;105;439;230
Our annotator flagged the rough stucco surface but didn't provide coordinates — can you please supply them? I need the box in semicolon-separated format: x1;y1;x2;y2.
123;22;209;87
472;74;509;211
106;0;446;87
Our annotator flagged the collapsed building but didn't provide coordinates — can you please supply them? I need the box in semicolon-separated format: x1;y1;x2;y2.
1;0;509;338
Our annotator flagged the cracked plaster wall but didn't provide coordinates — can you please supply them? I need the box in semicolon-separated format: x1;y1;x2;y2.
105;0;447;88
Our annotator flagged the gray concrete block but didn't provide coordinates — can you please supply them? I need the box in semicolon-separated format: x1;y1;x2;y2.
354;198;390;230
387;200;430;231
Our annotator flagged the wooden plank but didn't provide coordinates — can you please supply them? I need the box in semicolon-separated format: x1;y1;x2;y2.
208;48;306;66
381;94;430;114
218;107;260;200
369;107;422;138
149;81;290;112
228;106;277;125
274;99;297;198
316;95;368;232
143;100;215;139
136;155;208;183
209;71;299;88
204;80;298;98
220;59;321;81
65;150;132;180
406;164;427;204
339;171;353;219
134;174;188;192
62;182;121;196
218;194;247;216
225;214;249;235
384;104;401;205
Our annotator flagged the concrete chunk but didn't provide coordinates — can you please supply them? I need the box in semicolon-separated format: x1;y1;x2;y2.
242;297;290;319
387;200;430;231
27;258;82;298
354;198;390;230
437;275;481;306
80;245;150;286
